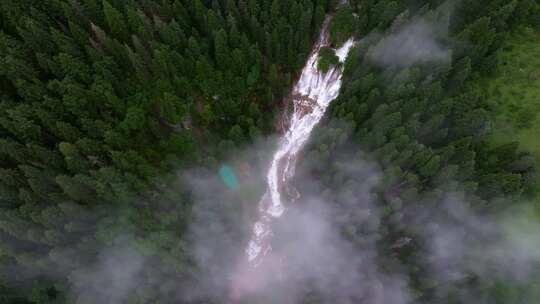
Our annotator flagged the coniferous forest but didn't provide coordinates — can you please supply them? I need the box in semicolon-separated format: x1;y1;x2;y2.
1;0;540;303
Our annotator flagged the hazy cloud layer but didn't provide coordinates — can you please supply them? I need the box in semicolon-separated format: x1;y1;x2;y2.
4;137;538;304
68;237;145;304
55;139;540;304
408;194;540;285
185;155;413;304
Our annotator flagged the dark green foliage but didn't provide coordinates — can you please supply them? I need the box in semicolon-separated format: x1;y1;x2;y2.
0;0;328;197
303;1;539;303
317;47;339;72
328;4;357;46
0;0;332;301
318;0;538;203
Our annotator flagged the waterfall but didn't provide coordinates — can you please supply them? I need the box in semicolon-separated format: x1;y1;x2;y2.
247;22;355;267
231;17;355;298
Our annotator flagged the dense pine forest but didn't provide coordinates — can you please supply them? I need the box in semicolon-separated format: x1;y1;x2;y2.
302;0;540;302
0;0;540;303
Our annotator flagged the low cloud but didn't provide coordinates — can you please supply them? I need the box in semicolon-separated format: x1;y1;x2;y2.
67;236;145;304
411;194;540;281
367;18;451;68
3;137;539;304
216;157;411;304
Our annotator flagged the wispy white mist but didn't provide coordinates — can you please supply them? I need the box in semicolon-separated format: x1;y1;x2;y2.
4;142;538;304
409;193;540;286
67;236;145;304
367;18;451;68
186;155;411;304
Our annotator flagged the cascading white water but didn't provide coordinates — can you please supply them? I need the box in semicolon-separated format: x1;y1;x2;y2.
244;21;355;268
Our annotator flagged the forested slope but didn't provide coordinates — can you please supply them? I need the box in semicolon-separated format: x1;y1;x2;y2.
1;0;540;303
0;0;332;302
0;0;330;203
301;0;540;302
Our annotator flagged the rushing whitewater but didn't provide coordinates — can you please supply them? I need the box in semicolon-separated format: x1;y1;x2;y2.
244;22;355;268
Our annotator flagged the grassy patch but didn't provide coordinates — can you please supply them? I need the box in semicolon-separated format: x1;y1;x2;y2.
486;27;540;200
